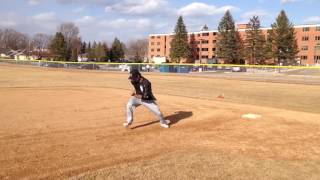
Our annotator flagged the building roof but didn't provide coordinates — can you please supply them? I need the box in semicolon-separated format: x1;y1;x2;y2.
149;23;320;36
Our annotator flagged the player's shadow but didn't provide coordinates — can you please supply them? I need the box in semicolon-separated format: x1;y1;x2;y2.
131;111;193;129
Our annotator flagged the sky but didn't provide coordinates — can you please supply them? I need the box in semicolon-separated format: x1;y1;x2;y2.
1;0;320;42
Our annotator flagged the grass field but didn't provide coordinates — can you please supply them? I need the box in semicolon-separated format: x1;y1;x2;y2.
0;63;320;179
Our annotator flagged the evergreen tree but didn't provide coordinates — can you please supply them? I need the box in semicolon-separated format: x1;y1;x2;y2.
110;38;125;62
88;41;96;61
170;16;190;63
216;10;243;64
189;33;198;63
244;16;267;65
202;24;209;31
267;10;299;65
50;32;67;61
102;42;109;62
80;41;86;54
71;47;78;62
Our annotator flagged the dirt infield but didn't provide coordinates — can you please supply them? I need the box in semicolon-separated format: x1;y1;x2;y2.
0;64;320;179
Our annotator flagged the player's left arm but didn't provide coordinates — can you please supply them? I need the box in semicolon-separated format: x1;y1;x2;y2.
142;81;152;99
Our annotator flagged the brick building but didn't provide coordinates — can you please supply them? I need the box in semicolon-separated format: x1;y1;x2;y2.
148;24;320;65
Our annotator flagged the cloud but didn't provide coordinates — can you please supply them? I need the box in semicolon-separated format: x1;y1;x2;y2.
305;16;320;23
32;12;56;21
280;0;299;4
178;2;237;17
76;16;95;24
28;0;43;5
104;0;168;15
242;10;269;19
98;18;152;30
73;6;86;13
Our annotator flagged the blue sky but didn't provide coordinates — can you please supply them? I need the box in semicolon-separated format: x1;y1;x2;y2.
1;0;320;42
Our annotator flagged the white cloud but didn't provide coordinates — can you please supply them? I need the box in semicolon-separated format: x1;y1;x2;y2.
32;12;57;21
105;0;168;15
242;10;268;19
178;2;237;17
76;16;95;24
280;0;299;4
99;18;152;30
28;0;43;5
73;6;86;13
305;16;320;23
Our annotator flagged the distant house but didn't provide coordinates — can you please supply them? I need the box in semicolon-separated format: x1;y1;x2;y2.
0;53;9;58
78;54;88;62
14;53;37;61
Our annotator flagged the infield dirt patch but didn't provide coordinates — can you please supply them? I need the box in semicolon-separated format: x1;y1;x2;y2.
0;64;320;179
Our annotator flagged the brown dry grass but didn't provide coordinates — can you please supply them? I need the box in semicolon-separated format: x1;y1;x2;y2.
0;63;320;179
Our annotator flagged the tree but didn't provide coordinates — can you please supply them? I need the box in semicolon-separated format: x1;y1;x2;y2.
126;38;148;63
267;10;299;65
80;41;86;54
244;16;267;65
0;28;29;50
33;33;52;57
58;22;81;61
102;42;109;62
50;32;67;61
202;24;209;31
71;47;78;62
189;33;198;63
110;38;125;62
216;10;244;64
170;16;190;63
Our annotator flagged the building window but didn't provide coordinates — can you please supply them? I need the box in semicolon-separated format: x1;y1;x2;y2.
197;34;200;37
202;33;209;36
201;40;209;44
212;40;217;43
151;36;155;39
303;27;310;32
302;36;309;41
151;42;154;45
197;41;200;44
157;36;161;39
315;56;320;63
301;56;308;60
301;46;308;51
317;26;320;31
315;36;320;41
157;49;160;52
212;55;216;58
201;48;208;51
157;42;160;45
213;32;217;36
315;45;320;50
201;55;209;59
196;48;200;52
212;48;216;51
151;49;154;52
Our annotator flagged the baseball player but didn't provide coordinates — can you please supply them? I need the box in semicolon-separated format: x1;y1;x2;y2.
124;69;169;128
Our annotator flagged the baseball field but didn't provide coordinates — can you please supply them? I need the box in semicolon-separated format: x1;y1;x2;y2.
0;63;320;179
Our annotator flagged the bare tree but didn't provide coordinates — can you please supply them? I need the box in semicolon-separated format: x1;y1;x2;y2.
33;33;52;56
0;28;29;50
58;22;80;61
126;38;148;62
58;22;79;49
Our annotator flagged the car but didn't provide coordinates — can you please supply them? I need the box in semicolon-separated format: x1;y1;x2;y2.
119;64;131;72
232;66;246;72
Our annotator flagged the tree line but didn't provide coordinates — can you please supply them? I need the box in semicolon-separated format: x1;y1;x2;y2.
170;10;299;65
0;23;148;62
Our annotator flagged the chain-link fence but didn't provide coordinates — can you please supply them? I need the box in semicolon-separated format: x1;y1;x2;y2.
1;59;320;77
